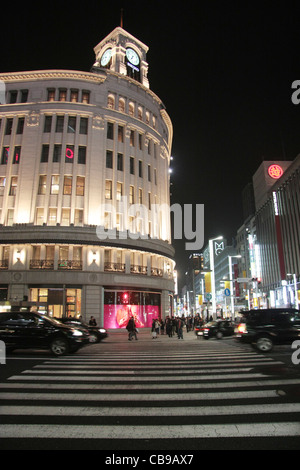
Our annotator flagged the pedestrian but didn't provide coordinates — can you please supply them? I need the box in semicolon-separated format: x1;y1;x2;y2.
177;318;184;339
166;317;173;337
126;316;138;340
155;319;160;336
151;319;157;339
89;316;97;326
160;319;165;335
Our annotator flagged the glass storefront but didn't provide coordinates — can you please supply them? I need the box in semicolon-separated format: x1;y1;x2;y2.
104;290;161;329
30;287;82;318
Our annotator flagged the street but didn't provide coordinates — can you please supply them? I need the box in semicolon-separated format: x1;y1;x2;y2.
0;328;300;451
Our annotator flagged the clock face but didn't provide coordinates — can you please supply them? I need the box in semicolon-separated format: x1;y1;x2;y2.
100;49;112;67
126;48;140;66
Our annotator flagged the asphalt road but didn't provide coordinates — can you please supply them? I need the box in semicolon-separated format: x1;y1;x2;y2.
0;329;300;452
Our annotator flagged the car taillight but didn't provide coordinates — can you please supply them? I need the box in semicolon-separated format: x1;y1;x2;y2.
237;324;248;334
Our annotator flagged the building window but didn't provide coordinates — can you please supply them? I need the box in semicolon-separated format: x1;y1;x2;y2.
1;147;9;165
20;90;28;103
55;116;64;133
105;180;112;199
118;125;124;143
0;177;6;196
129;185;134;204
67;116;76;133
47;89;55;101
117;153;123;171
82;91;90;104
107;95;115;109
44;116;52;132
63;176;72;195
7;209;14;226
48;208;57;225
139;134;143;150
50;175;59;194
53;144;61;163
138;188;143;204
13;146;21;164
16;117;24;134
35;208;44;225
78;146;86;164
9;91;18;104
129;102;135;116
139;160;143;178
65;145;74;163
41;145;49;163
5;118;13;135
76;176;85;196
107;122;114;139
130;130;135;146
59;89;67;102
130;157;135;175
116;182;123;201
79;117;88;134
148;165;151;182
9;177;18;196
70;89;79;102
61;208;70;226
119;98;125;112
106;150;113;169
38;175;47;195
74;209;83;226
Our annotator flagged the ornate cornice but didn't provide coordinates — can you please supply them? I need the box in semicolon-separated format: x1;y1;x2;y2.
0;70;106;84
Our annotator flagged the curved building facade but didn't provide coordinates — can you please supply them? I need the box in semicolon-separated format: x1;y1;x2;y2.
0;27;175;328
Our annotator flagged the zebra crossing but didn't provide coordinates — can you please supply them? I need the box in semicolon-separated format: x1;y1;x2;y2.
0;336;300;449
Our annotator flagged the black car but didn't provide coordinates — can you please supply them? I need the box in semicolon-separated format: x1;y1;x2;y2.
235;308;300;352
0;311;90;356
57;317;108;343
197;320;235;340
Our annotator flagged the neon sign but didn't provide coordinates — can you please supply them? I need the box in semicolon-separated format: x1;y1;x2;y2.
65;147;74;160
268;164;283;179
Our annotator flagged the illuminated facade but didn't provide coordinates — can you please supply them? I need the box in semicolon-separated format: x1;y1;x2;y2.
0;27;175;327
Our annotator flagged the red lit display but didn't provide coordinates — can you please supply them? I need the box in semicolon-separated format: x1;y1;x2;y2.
65;147;74;159
268;164;283;179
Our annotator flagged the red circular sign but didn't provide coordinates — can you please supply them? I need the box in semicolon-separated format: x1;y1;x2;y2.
268;164;283;179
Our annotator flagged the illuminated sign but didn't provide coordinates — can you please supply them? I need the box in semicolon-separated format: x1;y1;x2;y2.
268;164;283;179
65;147;74;160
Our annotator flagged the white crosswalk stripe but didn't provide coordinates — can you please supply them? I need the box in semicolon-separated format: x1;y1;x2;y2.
0;336;300;449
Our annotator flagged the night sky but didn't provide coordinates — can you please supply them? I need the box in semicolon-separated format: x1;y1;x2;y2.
2;1;300;287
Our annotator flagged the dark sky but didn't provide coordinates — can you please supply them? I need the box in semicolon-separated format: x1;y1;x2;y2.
2;0;300;286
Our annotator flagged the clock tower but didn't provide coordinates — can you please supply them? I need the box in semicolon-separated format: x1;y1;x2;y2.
93;27;149;88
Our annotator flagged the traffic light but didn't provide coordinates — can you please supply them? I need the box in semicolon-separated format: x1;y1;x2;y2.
122;292;129;304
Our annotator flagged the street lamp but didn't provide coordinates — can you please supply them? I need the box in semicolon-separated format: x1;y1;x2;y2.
209;236;223;320
228;255;241;320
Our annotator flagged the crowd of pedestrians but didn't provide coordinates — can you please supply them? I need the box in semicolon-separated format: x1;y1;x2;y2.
126;314;205;341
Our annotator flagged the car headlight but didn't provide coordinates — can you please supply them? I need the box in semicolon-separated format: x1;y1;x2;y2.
71;329;84;336
98;329;106;333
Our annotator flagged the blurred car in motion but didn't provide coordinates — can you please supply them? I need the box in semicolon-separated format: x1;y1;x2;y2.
235;308;300;352
197;320;235;340
0;311;90;356
57;317;108;343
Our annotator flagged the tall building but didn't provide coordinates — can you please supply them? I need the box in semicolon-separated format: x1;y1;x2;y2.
0;26;175;328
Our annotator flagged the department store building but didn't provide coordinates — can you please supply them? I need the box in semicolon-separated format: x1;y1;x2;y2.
0;27;175;328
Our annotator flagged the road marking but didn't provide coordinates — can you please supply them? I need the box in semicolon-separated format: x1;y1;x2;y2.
1;402;300;416
0;422;299;439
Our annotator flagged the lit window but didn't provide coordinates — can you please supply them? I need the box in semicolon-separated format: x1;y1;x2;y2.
50;175;59;194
